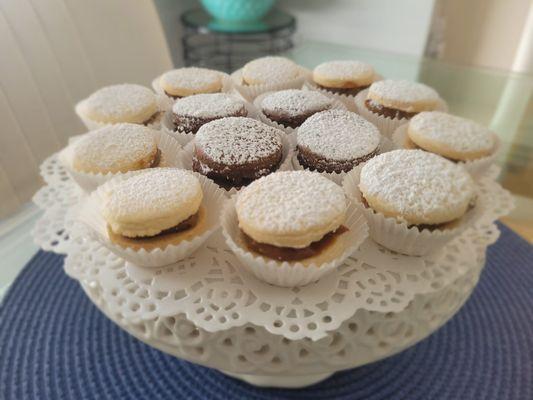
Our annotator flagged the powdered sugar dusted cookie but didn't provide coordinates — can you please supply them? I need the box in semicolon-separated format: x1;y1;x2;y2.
193;117;283;188
313;60;376;95
242;56;301;85
101;168;204;243
297;110;381;173
260;89;333;128
236;171;347;253
407;111;496;161
159;67;223;98
366;80;441;117
172;93;247;133
78;84;158;124
72;123;159;174
359;149;475;226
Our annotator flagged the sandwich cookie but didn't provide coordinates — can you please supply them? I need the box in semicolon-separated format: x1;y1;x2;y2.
192;117;284;189
258;89;334;129
101;168;206;251
405;111;497;161
242;56;301;86
297;109;381;173
159;67;223;98
172;93;247;134
71;123;160;174
236;171;348;261
313;60;376;96
77;84;159;126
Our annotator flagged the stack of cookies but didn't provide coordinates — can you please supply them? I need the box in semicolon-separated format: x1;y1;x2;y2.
65;56;499;286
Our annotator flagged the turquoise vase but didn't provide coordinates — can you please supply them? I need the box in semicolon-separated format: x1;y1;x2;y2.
201;0;276;22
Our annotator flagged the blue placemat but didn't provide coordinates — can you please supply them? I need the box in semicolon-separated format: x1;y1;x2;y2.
1;223;532;400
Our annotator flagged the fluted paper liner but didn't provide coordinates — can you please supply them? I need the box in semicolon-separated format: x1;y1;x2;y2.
180;131;294;194
392;123;501;179
252;89;346;142
161;100;261;147
221;195;368;287
59;131;182;193
76;172;227;267
75;94;172;131
304;74;383;112
342;166;486;256
151;72;233;101
230;68;311;101
292;135;394;185
354;89;449;138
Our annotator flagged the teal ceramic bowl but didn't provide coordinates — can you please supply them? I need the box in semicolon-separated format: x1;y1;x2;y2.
201;0;276;22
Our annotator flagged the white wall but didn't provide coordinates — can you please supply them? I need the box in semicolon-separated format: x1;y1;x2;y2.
281;0;436;56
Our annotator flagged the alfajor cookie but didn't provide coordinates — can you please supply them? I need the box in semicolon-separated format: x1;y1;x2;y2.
71;123;159;174
236;171;348;261
259;89;334;128
313;60;376;96
297;109;381;173
193;117;284;189
365;80;441;119
78;84;159;125
359;149;475;227
101;168;205;250
406;111;497;161
242;56;301;85
172;93;247;134
159;67;223;98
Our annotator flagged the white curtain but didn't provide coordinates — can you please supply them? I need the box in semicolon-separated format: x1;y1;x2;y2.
0;0;173;218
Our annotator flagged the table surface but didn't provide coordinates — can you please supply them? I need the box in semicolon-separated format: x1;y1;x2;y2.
1;223;531;399
0;41;531;300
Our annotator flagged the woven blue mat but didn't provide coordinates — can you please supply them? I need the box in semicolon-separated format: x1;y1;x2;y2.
1;223;532;400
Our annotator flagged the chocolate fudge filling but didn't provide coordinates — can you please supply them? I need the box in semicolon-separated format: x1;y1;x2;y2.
364;99;418;120
193;157;282;191
173;107;247;134
297;147;378;174
242;226;349;262
192;145;283;191
263;109;328;129
318;84;370;96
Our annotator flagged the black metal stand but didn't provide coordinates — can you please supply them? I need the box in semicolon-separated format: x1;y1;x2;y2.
181;9;296;72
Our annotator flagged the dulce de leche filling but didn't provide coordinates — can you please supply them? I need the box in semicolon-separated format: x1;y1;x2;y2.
242;226;348;261
112;212;199;241
364;99;418;120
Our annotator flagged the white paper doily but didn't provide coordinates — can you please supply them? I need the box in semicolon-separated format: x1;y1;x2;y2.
35;152;513;341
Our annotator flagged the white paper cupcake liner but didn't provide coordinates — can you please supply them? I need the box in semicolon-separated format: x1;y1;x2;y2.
252;89;347;141
392;124;500;179
161;100;261;147
75;94;171;131
59;130;182;193
341;166;485;256
230;67;311;101
76;171;227;267
221;195;368;287
291;135;394;185
180;132;294;195
151;72;233;101
304;74;383;112
354;89;449;138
